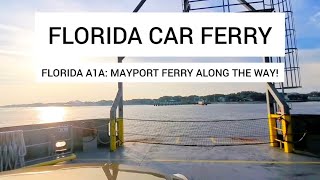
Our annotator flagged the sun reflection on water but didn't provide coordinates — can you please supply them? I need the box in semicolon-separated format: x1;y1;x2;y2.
36;107;66;123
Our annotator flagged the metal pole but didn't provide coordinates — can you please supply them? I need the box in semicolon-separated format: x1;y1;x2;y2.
109;0;147;152
236;0;256;11
133;0;147;12
282;114;293;153
117;57;124;146
114;0;147;147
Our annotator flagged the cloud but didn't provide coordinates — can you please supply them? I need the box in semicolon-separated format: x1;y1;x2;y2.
0;49;31;57
0;55;34;87
298;63;320;92
0;24;26;32
299;48;320;63
310;11;320;28
291;0;320;42
0;23;33;58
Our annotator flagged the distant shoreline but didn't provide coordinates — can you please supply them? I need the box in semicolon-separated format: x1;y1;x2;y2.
1;90;319;108
2;101;319;108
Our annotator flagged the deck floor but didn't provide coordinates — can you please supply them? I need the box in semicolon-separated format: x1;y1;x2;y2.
73;142;320;180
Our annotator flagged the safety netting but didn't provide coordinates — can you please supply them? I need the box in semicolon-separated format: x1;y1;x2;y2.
123;117;270;146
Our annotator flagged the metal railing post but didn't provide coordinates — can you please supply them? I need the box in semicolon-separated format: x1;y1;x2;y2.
110;118;117;152
110;90;121;151
282;115;293;153
268;114;278;147
117;118;124;146
118;57;124;146
108;0;147;152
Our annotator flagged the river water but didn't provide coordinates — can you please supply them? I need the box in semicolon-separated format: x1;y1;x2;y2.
0;102;319;128
0;102;319;145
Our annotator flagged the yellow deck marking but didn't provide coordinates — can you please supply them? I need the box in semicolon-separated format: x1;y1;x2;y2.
210;138;216;144
151;159;320;165
175;137;180;144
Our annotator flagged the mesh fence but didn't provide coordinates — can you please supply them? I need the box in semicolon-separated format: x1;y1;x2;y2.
183;0;301;89
123;117;270;146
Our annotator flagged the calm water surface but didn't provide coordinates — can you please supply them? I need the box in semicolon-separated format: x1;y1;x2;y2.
0;102;319;128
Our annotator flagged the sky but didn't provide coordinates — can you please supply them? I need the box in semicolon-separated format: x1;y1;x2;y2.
0;0;320;106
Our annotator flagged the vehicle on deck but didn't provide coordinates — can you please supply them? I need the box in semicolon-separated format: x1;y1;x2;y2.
0;163;188;180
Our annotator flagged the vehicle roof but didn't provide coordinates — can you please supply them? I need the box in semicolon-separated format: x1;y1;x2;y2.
0;163;170;180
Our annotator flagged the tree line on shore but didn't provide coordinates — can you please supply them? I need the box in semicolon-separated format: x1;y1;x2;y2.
3;91;320;108
127;91;320;105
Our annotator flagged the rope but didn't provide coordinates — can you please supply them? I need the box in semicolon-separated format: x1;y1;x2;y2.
124;117;268;122
124;140;271;147
0;130;26;172
70;125;110;145
275;116;309;144
124;132;271;138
